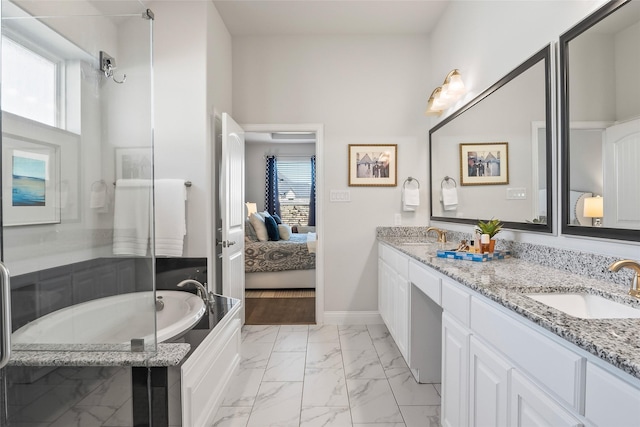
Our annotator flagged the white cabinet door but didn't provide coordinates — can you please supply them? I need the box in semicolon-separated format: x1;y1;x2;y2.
510;371;583;427
585;361;640;427
379;258;396;336
469;336;510;427
394;275;409;360
442;312;470;427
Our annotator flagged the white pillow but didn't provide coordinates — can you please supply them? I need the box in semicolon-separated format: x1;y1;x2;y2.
278;224;292;240
249;213;269;242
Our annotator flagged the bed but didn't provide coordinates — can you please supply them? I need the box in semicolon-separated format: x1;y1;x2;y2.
245;224;316;289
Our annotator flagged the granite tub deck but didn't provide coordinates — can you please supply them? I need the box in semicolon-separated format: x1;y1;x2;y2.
378;236;640;380
9;343;191;367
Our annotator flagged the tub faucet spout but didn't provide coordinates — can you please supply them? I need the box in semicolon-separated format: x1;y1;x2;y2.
177;279;213;308
608;259;640;298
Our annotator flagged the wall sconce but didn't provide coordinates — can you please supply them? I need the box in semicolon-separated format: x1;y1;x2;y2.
583;195;604;227
425;69;466;116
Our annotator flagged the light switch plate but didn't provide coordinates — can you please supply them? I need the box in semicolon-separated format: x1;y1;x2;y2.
506;187;527;200
330;190;351;202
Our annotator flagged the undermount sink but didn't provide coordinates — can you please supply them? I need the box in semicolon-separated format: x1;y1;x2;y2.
525;293;640;319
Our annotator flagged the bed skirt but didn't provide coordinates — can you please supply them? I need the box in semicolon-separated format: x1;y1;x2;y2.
245;269;316;290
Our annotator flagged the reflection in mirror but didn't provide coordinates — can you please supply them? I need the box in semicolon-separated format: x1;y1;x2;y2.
430;45;552;233
560;0;640;242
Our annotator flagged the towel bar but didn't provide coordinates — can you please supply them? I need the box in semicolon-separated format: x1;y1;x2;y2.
113;180;192;187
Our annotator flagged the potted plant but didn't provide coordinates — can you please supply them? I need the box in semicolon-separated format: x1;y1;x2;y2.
476;218;503;252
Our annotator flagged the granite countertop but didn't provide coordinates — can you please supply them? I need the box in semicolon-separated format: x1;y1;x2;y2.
9;343;191;367
378;236;640;380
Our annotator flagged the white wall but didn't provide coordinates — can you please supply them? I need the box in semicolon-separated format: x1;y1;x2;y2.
233;35;430;312
429;0;639;259
151;0;232;257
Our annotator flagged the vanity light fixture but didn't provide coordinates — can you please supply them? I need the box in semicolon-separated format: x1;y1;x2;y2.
583;195;604;227
425;69;466;116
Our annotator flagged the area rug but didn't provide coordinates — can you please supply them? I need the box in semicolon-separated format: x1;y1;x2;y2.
245;289;315;325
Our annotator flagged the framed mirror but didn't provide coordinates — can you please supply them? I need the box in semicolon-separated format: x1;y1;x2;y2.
429;44;553;233
560;0;640;242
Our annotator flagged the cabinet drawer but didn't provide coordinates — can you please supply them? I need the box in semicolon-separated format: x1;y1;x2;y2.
409;260;441;305
471;297;583;411
441;279;470;326
379;244;409;278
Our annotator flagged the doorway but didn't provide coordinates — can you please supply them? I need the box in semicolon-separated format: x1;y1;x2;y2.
242;124;324;325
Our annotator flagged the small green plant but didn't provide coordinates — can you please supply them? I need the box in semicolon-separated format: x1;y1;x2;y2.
476;218;503;238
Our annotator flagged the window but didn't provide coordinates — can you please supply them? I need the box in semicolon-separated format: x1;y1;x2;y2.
1;35;59;127
278;158;312;225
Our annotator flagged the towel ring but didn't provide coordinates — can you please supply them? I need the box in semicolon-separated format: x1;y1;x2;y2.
441;176;457;189
403;177;420;189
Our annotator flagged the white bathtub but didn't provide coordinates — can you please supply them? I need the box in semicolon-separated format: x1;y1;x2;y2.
12;290;206;345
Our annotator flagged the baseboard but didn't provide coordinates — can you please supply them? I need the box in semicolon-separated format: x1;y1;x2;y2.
322;311;383;325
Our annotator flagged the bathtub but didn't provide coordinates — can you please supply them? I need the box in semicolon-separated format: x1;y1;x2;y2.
12;290;206;345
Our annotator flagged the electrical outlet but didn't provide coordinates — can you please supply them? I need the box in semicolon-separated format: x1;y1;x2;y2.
394;213;402;226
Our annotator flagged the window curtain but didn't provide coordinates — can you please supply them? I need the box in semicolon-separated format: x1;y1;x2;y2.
265;155;281;217
308;155;316;226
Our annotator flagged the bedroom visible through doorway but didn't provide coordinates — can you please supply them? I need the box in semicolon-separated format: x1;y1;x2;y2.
243;128;319;325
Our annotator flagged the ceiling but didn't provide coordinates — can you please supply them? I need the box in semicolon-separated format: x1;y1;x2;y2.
212;0;450;36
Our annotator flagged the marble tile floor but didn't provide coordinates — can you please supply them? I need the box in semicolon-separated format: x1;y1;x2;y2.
212;324;441;427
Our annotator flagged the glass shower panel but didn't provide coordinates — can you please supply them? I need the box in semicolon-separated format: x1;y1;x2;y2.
1;0;156;353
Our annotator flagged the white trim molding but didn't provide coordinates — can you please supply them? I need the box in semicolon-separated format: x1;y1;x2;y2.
323;311;383;325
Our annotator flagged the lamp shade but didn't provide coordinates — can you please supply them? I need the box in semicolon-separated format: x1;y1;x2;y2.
245;202;258;217
583;196;603;218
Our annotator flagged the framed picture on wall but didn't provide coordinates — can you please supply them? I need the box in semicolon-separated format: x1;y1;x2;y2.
460;142;509;186
2;135;61;226
348;144;397;186
115;147;152;180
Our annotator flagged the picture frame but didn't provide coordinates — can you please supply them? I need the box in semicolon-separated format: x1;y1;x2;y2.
348;144;397;186
460;142;509;186
115;147;152;180
2;135;61;226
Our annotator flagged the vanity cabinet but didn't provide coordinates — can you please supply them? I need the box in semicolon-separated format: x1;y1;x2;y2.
378;243;410;360
377;243;640;427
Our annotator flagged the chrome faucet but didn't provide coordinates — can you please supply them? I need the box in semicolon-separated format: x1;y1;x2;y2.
177;279;214;308
426;226;447;243
608;259;640;298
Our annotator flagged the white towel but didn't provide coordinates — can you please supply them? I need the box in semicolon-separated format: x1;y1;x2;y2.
402;188;420;211
113;179;152;256
154;179;187;257
307;232;317;254
441;187;458;211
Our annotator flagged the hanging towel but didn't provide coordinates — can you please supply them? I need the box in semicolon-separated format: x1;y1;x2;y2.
402;188;420;212
441;187;459;211
154;179;187;257
113;179;152;256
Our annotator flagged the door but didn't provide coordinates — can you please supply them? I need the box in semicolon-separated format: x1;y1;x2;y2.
604;119;640;229
442;312;470;427
221;113;246;322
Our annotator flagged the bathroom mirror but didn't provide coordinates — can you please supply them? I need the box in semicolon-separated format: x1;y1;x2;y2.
429;44;553;233
560;0;640;242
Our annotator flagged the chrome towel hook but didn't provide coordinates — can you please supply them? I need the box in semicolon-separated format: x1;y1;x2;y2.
100;51;127;84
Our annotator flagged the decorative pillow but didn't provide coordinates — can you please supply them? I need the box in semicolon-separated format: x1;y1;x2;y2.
258;211;271;219
264;215;280;241
245;219;258;241
278;224;292;240
272;214;283;224
249;213;269;242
